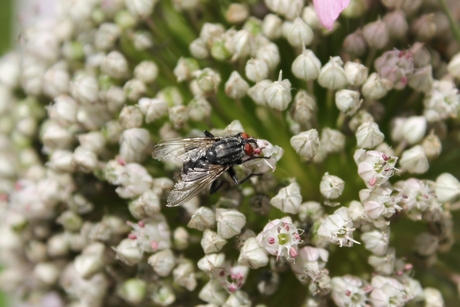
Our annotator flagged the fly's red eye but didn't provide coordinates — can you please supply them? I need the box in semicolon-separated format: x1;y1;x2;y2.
244;143;253;155
241;132;250;139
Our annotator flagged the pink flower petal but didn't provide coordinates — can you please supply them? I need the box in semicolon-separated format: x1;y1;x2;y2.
313;0;350;30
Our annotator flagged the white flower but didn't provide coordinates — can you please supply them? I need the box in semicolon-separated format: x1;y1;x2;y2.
318;56;348;90
402;116;427;145
399;145;429;174
361;228;390;256
359;186;402;219
270;182;302;214
201;229;227;254
263;70;292;111
284;17;314;47
354;149;398;189
125;0;157;19
335;89;362;116
320;172;345;199
113;238;143;266
188;206;216;231
291;246;329;283
256;216;302;260
435;173;460;203
127;215;171;253
216;208;246;239
225;71;249;99
290;129;319;160
238;237;269;269
423;80;459;122
148;249;176;277
119;128;151;163
369;276;407;307
318;207;359;247
173;260;197;291
331;275;368;307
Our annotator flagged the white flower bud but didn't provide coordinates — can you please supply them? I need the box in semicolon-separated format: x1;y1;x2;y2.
72;146;98;173
188;206;216;231
245;58;270;82
199;280;228;305
197;253;225;277
320;173;345;199
290;129;319;160
402;116;426;145
225;3;249;24
216;208;246;239
361;72;393;100
383;10;408;39
422;131;441;160
248;80;271;106
238;237;269;269
74;244;105;279
125;0;156;19
270;182;302;214
356;121;384;149
262;14;283;40
104;120;123;144
284;17;314;47
362;19;389;49
43;64;70;98
263;70;292;111
138;97;168;123
414;232;438;256
173;261;197;291
321;128;345;153
94;23;121;51
302;5;320;29
224;291;251;307
400;145;429;174
343;30;367;56
124;79;146;101
168;105;188;129
47;233;70;257
318;56;348;90
210;33;234;61
101;51;129;79
335;89;362;116
119;128;150;163
0;52;20;88
34;262;60;285
148;249;176;277
411;14;436;41
344;61;368;86
129;189;161;219
106;85;126;113
188;96;211;121
70;74;99;105
233;29;254;60
225;71;249;99
77;131;106;154
448;52;460;79
134;60;158;83
173;227;189;250
118;278;147;305
189;38;209;59
201;229;227;254
119;105;144;129
291;48;321;81
47;150;74;172
408;65;433;93
25;240;47;263
113;238;143;266
361;228;389;256
194;68;221;94
174;57;199;82
424;288;444;307
256;43;280;70
435;173;460;203
57;210;83;232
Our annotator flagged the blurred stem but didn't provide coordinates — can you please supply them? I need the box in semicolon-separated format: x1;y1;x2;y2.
365;48;377;70
440;0;460;43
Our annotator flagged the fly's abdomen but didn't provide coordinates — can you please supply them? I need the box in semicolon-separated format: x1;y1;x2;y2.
206;138;244;165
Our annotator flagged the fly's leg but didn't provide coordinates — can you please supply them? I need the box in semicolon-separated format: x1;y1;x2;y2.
228;167;263;186
204;130;214;137
210;179;227;194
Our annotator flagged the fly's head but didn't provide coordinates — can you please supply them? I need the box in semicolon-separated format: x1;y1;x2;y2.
240;132;261;157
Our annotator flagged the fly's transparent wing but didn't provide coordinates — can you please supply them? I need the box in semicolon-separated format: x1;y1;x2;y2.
166;164;229;207
152;137;219;163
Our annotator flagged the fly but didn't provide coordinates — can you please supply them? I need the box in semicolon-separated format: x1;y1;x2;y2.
152;130;267;207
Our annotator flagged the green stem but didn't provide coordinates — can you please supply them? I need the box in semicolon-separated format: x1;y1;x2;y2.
440;0;460;43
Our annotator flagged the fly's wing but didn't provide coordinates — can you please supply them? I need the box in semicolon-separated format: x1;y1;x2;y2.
152;137;219;163
166;164;229;207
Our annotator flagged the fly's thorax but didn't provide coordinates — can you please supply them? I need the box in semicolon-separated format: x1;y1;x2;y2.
206;137;246;165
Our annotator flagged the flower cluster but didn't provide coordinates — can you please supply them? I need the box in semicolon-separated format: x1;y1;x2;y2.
0;0;460;306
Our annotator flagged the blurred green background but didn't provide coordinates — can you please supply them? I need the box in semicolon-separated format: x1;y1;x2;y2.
0;0;13;305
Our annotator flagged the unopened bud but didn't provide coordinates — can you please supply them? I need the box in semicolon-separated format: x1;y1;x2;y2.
238;237;269;269
225;71;249;99
335;89;362;116
216;208;246;239
284;17;314;47
201;229;227;254
119;105;144;129
402;116;426;145
174;57;199;82
290;129;319;160
435;173;460;203
399;145;429;174
101;51;129;79
113;238;143;266
263;70;292;111
123;79;146;101
134;60;158;84
189;38;209;59
356;121;385;149
262;14;283;40
320;173;345;199
362;73;393;100
270;182;302;214
318;57;348;90
344;61;368;86
343;30;367;56
422;131;441;160
408;65;433;93
226;3;249;24
118;278;147;305
148;249;176;277
411;14;436;41
245;58;270;82
291;48;321;81
362;19;389;49
188;206;216;231
383;10;408;39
